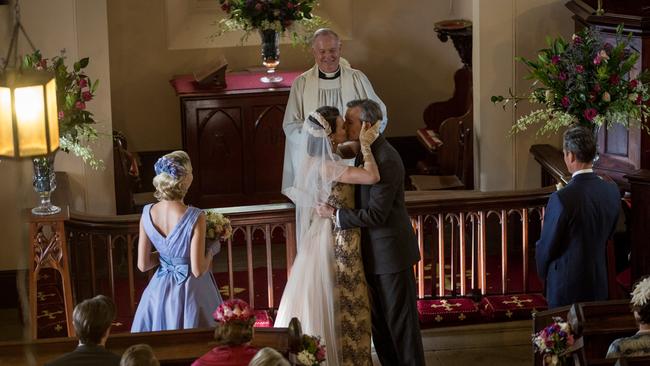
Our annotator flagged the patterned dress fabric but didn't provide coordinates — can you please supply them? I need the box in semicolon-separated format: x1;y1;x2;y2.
606;331;650;358
131;204;222;332
329;183;372;366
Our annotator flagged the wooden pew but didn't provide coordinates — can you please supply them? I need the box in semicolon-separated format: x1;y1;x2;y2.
0;322;300;366
533;300;637;366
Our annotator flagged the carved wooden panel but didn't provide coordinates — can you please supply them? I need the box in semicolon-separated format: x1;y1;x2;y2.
181;90;290;208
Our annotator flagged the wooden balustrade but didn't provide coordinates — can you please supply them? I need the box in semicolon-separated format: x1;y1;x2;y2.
28;189;552;338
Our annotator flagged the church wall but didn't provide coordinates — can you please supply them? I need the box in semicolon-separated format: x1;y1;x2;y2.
473;0;570;191
0;0;114;271
107;0;470;152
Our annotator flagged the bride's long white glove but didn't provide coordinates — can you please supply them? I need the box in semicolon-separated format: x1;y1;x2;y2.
359;122;381;164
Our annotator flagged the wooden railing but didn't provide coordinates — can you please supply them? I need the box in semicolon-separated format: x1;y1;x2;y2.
27;188;553;338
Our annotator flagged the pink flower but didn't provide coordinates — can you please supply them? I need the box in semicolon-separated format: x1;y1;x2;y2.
561;96;570;108
630;79;639;89
636;95;643;105
558;72;567;81
567;334;575;346
583;108;598;121
593;56;602;65
75;101;86;110
551;55;560;65
37;59;47;70
58;111;65;120
609;74;620;85
575;65;584;73
78;78;88;88
221;3;231;12
572;34;582;44
82;91;93;101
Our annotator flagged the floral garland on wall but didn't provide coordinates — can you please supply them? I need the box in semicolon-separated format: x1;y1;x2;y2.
493;25;650;136
24;50;103;169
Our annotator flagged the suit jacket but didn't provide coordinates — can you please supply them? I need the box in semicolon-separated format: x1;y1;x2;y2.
338;135;420;274
535;172;620;308
45;344;121;366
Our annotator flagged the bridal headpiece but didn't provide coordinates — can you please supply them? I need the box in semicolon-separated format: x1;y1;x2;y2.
305;111;332;137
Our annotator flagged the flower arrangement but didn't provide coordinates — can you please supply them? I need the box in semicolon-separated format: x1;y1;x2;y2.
213;299;256;324
215;0;327;44
296;334;326;366
492;25;650;136
23;50;102;168
532;317;575;366
204;210;233;241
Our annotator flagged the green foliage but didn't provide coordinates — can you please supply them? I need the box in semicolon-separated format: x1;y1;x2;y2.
23;50;103;169
493;26;650;136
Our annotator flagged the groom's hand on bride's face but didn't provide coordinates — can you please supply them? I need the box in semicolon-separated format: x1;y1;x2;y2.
315;203;335;218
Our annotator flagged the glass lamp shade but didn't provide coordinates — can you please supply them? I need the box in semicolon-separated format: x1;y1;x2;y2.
0;69;59;158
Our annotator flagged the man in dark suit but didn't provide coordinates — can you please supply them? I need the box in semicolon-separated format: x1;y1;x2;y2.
536;125;620;309
316;99;425;366
46;295;121;366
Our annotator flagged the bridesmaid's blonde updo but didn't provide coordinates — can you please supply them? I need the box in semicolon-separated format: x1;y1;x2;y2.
152;151;192;201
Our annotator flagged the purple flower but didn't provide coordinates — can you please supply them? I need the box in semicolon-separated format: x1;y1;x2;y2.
572;34;582;44
583;108;598;121
154;156;187;179
551;55;560;65
575;65;584;73
558;72;567;81
561;96;570;108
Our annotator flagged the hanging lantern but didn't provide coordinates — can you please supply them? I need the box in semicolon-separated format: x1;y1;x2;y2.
0;68;59;158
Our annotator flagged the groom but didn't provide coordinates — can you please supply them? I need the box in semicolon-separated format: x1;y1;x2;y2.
316;99;425;366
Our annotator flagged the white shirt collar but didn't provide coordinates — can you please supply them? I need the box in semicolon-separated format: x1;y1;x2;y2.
572;168;593;178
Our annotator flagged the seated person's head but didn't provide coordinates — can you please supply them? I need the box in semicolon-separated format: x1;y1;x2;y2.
562;125;597;172
73;295;115;346
120;344;159;366
212;299;256;346
153;150;192;201
345;99;383;141
631;276;650;328
248;347;290;366
307;106;345;156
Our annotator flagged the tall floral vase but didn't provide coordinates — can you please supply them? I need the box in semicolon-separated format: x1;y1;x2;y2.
32;154;61;216
259;29;283;83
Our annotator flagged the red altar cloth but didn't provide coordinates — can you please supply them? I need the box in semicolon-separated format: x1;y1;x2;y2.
191;345;259;366
170;71;300;95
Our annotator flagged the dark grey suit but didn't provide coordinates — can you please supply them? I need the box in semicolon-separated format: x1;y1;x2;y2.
338;135;425;366
45;344;121;366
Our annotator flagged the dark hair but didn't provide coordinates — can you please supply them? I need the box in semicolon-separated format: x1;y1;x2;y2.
213;320;255;346
120;344;159;366
72;295;115;345
563;125;597;163
632;276;650;325
346;99;383;125
307;106;340;157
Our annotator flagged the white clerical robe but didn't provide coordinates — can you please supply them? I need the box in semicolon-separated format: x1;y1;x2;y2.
281;63;388;192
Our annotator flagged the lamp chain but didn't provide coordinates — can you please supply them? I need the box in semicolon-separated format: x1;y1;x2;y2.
1;0;37;73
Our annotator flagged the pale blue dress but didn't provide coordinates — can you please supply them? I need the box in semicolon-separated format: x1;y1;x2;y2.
131;204;222;332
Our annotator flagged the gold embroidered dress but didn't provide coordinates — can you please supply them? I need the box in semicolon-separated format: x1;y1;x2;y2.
328;182;372;366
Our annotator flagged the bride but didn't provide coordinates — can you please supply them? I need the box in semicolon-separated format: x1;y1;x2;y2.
275;106;380;366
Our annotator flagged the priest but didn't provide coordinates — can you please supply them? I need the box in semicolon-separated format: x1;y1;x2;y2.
281;28;388;192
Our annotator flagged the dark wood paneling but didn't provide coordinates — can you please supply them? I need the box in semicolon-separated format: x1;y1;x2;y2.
180;91;290;208
0;270;21;309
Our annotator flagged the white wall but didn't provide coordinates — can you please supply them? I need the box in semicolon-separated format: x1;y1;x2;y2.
473;0;571;191
0;0;115;271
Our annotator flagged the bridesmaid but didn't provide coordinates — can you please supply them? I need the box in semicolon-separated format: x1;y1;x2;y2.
131;150;222;332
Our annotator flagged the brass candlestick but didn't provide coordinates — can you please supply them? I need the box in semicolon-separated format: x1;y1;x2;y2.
595;0;605;15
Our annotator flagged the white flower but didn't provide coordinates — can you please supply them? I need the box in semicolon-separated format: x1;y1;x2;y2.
559;321;570;333
598;50;610;61
631;277;650;307
545;90;554;103
629;93;639;102
602;92;611;102
297;350;317;365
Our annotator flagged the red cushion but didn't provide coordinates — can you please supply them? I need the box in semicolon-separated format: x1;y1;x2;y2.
253;310;273;328
416;128;444;152
417;298;481;328
480;294;547;321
